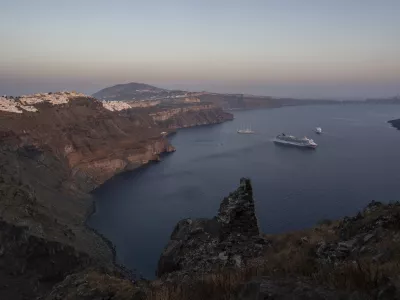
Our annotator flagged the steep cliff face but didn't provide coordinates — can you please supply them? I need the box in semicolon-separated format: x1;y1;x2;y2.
150;104;233;128
0;220;92;300
198;93;338;110
0;95;175;298
0;97;176;189
0;92;233;299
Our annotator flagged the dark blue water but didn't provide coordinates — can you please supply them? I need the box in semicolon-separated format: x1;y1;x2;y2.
89;104;400;279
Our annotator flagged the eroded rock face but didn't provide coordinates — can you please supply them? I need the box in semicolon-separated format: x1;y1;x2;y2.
157;178;269;278
150;104;233;128
0;91;232;299
218;178;259;239
315;201;400;264
0;220;92;300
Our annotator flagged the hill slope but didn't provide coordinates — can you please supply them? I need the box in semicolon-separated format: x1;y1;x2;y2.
92;82;185;101
0;91;232;299
93;82;341;109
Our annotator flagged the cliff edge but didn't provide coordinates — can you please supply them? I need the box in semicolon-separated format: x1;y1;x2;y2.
0;91;232;299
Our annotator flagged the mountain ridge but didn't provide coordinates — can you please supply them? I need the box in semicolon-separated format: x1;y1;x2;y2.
92;82;343;110
92;82;177;101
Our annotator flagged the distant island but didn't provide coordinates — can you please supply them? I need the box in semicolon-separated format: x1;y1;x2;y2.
92;82;343;110
93;82;400;112
366;95;400;104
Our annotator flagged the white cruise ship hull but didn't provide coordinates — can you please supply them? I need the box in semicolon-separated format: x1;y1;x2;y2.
273;138;317;149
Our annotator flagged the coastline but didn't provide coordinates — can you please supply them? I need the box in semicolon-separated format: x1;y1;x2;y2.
0;93;234;298
84;120;229;280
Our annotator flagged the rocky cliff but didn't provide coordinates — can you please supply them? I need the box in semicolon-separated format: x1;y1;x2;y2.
0;96;175;190
150;180;400;300
150;103;233;128
157;178;267;278
198;93;339;110
0;91;232;299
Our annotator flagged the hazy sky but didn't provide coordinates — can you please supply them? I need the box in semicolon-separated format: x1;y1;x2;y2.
1;0;399;98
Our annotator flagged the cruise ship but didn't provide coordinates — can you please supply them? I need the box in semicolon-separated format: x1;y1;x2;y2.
273;133;317;149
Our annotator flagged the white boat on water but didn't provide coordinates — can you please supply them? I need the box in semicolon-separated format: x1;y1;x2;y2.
315;127;322;134
237;125;255;134
273;133;317;149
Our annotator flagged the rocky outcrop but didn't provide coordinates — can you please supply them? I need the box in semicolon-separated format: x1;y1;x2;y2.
316;200;400;265
217;179;259;239
150;104;233;128
388;118;400;130
157;178;269;278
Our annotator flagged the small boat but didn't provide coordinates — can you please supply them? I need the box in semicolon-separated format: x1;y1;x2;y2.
315;127;322;134
237;125;255;134
273;133;317;149
237;129;255;134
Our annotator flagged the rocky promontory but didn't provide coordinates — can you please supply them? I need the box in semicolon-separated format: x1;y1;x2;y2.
388;118;400;130
157;178;269;278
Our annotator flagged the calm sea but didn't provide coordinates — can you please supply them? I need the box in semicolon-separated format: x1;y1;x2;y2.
89;104;400;279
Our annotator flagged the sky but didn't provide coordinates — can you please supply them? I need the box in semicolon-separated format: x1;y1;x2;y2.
1;0;399;98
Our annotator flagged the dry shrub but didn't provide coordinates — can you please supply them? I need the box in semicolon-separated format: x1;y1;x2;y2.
148;270;251;300
312;258;400;294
